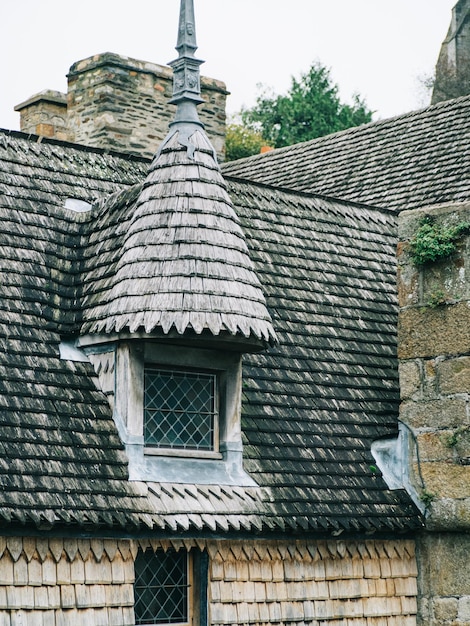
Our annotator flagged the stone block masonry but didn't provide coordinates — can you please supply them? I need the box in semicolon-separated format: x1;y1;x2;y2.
14;91;68;142
15;52;228;161
431;0;470;103
397;201;470;626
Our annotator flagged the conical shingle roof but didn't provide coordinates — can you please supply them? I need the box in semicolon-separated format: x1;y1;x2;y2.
81;0;276;347
82;128;276;344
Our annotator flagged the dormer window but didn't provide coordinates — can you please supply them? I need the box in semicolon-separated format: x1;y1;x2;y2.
87;338;258;487
74;0;274;490
144;367;219;456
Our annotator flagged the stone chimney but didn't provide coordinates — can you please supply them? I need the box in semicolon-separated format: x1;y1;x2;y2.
14;90;68;140
15;52;228;161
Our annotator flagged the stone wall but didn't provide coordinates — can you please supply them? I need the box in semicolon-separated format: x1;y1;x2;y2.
398;201;470;626
417;533;470;626
432;0;470;103
15;52;228;161
0;536;418;625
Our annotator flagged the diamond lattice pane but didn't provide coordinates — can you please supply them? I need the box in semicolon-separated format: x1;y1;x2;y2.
134;549;189;625
144;368;216;450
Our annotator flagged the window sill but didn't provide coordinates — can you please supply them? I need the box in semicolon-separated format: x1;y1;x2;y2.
127;442;258;486
144;447;223;460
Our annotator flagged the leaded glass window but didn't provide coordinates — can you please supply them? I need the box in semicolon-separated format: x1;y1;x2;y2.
144;368;217;451
134;548;189;625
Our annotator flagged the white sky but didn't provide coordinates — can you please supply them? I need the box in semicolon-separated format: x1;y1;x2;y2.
1;0;456;131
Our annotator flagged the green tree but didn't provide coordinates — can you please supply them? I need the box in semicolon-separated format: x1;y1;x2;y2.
225;123;271;161
240;62;373;149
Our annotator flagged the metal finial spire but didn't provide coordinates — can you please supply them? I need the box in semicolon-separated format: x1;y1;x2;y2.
175;0;198;57
169;0;204;127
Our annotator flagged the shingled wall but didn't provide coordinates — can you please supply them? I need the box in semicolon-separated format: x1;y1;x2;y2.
398;201;470;626
15;52;228;161
209;538;417;626
0;537;417;626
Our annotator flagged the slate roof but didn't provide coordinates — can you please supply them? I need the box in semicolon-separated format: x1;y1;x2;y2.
222;95;470;212
0;128;420;534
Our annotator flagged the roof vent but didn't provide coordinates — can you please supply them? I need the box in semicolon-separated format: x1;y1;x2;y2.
64;198;92;212
59;340;89;362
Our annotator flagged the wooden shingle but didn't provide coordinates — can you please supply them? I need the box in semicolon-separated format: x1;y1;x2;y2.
222;95;470;213
81;130;276;345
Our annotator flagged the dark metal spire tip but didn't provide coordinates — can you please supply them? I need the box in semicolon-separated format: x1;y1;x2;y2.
169;0;204;124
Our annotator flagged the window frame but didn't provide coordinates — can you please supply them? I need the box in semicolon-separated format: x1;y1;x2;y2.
143;365;220;457
108;338;257;486
115;341;243;461
134;547;208;626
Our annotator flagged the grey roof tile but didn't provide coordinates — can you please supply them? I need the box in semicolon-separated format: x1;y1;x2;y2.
0;128;421;534
222;96;470;212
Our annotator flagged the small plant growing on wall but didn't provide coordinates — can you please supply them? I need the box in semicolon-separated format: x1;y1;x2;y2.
442;428;466;449
442;426;470;467
426;288;448;308
409;216;470;266
419;489;437;508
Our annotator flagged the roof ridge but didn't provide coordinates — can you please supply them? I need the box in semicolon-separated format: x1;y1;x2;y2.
0;127;151;163
222;94;470;166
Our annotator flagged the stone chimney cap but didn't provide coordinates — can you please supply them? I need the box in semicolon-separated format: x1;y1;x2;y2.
14;90;67;112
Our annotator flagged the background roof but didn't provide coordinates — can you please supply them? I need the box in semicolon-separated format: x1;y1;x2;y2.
223;95;470;213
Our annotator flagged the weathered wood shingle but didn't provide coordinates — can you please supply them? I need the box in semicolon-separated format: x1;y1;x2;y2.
81;130;276;345
0;128;420;533
0;140;154;529
222;95;470;212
